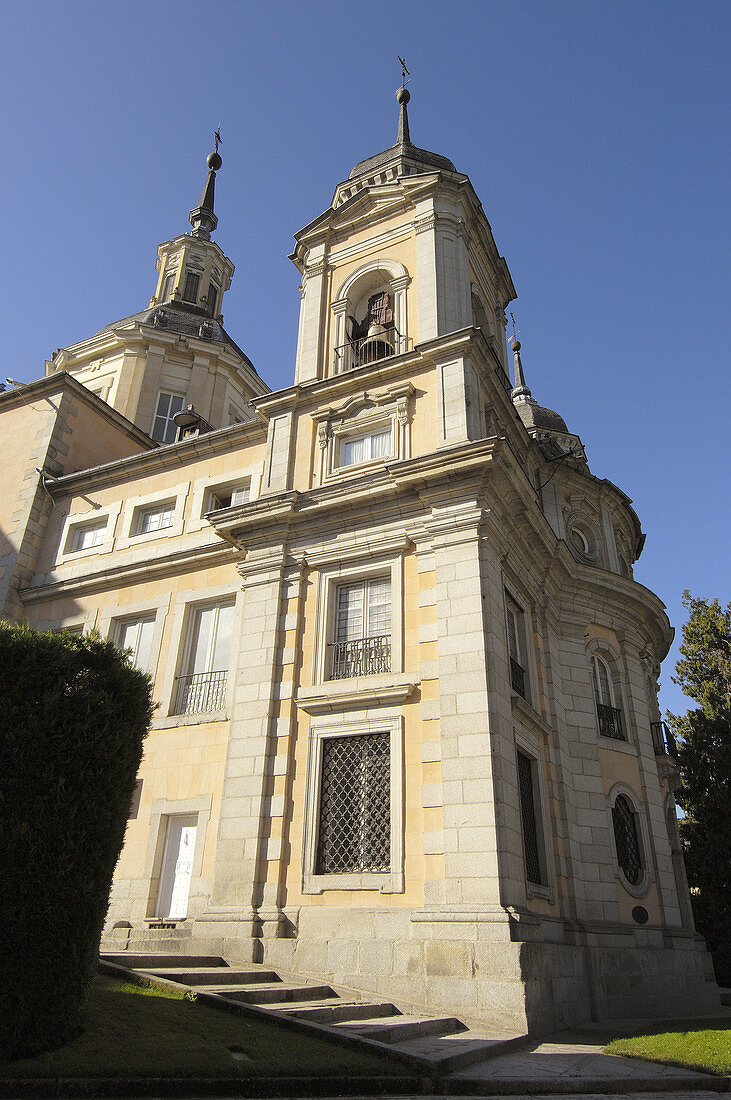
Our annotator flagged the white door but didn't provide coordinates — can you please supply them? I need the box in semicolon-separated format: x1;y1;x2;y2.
157;815;197;920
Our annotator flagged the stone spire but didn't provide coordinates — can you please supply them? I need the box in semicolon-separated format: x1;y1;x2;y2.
511;339;536;404
396;85;411;146
189;137;223;241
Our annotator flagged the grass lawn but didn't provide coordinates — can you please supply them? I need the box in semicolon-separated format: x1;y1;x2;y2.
605;1024;731;1076
1;974;414;1081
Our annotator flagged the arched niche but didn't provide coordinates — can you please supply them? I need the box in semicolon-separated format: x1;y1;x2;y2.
332;260;410;373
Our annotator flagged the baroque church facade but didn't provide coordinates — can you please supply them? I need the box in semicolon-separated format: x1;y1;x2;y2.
0;90;719;1033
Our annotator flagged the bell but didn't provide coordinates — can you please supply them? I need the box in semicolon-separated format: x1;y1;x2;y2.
361;322;394;365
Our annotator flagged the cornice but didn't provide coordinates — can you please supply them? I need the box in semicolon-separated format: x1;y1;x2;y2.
20;540;240;603
296;676;417;715
45;416;265;496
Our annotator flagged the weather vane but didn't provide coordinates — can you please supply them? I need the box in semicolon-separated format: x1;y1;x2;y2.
214;126;223;154
510;312;520;344
397;56;410;88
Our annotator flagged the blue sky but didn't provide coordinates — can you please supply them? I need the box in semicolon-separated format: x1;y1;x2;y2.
1;0;728;716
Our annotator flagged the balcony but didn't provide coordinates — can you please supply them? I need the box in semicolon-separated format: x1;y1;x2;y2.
651;720;678;759
597;702;625;741
334;327;407;373
510;656;527;699
328;635;391;680
173;670;228;716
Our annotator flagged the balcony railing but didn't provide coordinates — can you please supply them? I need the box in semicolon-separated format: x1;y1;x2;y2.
651;720;678;759
173;670;228;715
334;327;408;373
510;656;527;699
597;702;625;741
328;635;391;680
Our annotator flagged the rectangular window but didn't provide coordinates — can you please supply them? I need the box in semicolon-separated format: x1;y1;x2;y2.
316;733;391;874
115;615;156;672
152;392;185;443
67;519;107;553
339;427;392;468
206;283;219;315
173;600;234;716
517;750;544;885
330;577;391;679
133;501;176;536
506;595;528;701
206;483;250;512
182;271;200;304
161;272;176;300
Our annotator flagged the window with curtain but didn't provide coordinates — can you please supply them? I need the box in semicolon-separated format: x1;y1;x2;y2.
329;577;391;679
174;600;234;715
339;426;392;468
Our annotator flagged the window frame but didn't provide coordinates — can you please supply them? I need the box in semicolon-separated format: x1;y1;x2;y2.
116;484;188;550
607;783;651;897
591;651;627;743
181;270;201;305
312;552;404;687
313;383;414;486
514;730;553;899
151;391;186;444
57;503;121;563
132;499;177;537
504;590;532;704
302;716;404;894
67;518;107;553
112;613;158;673
171;596;236;718
98;595;169;686
188;466;259;534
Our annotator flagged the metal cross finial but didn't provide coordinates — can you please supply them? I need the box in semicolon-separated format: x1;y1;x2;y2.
397;56;410;87
510;312;520;343
214;126;223;153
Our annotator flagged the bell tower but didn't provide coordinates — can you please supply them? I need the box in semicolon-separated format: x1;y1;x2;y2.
291;88;515;373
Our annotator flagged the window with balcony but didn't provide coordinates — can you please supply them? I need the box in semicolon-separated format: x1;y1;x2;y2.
316;732;391;874
592;654;625;740
173;600;234;716
505;595;529;701
329;577;391;680
132;500;176;536
66;518;107;553
152;392;186;443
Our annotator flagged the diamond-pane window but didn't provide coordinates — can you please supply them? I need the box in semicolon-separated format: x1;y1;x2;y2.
517;750;542;885
612;794;642;885
316;733;390;874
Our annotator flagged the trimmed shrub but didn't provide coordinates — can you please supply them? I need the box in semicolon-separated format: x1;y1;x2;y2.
0;623;153;1061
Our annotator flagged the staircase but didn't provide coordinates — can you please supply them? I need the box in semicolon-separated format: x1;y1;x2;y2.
100;951;527;1073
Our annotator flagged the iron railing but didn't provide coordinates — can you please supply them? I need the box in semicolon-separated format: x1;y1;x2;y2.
597;702;625;741
328;635;391;680
334;327;407;373
651;720;678;759
510;656;527;699
173;670;228;715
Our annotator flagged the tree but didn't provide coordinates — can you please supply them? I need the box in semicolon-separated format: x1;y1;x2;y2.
0;624;153;1061
668;592;731;985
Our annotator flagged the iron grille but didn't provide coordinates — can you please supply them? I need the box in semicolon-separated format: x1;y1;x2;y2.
316;733;390;874
650;721;678;758
612;795;642;885
328;635;391;680
333;327;407;372
597;702;625;740
173;670;227;715
517;751;542;885
510;656;527;698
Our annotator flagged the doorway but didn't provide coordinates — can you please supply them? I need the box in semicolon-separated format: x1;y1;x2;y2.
156;814;198;920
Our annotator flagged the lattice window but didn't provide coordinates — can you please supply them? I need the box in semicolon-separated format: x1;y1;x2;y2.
316;733;390;874
517;750;542;885
612;794;642;885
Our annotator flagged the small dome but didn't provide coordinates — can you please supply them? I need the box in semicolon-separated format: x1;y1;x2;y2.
515;401;569;434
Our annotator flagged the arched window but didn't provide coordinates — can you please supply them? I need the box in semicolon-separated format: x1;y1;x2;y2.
332;262;409;374
592;654;625;740
612;794;643;886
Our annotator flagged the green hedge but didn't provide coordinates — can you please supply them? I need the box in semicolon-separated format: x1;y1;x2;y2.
0;623;153;1061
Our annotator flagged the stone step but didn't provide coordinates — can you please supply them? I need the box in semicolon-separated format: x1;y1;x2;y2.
219;982;337;1005
273;1000;400;1024
101;952;225;969
393;1029;527;1070
141;966;280;986
338;1013;465;1044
